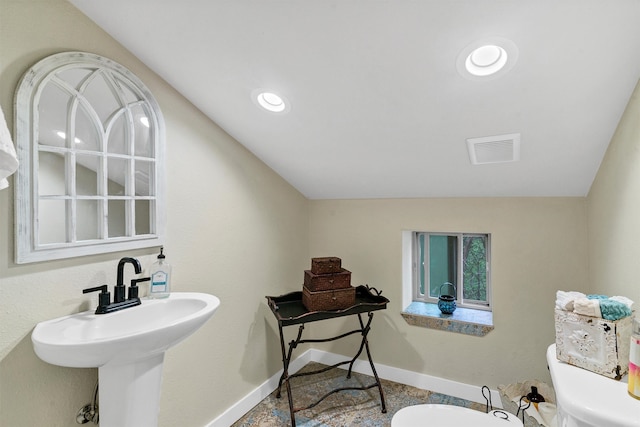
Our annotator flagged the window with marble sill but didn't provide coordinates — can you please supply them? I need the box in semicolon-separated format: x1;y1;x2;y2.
401;231;494;337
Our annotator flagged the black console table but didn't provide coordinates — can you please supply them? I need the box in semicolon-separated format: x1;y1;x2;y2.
265;285;389;427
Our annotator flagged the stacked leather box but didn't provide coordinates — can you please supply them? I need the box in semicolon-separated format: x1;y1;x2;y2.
302;257;355;311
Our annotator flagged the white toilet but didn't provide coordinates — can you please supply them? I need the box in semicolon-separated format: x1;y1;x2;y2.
547;344;640;427
391;404;524;427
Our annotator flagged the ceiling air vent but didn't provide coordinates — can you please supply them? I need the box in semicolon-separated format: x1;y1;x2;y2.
466;133;520;165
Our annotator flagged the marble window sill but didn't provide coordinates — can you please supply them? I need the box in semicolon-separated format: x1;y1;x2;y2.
401;301;494;337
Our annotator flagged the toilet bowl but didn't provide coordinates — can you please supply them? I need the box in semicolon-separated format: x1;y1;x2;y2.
391;404;523;427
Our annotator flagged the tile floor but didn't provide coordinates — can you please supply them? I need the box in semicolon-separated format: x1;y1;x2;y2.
231;362;486;426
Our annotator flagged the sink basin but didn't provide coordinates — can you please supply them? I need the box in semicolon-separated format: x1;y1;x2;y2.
32;292;220;368
32;292;220;427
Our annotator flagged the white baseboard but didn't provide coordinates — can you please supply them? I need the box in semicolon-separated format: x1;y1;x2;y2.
206;349;502;427
205;350;312;427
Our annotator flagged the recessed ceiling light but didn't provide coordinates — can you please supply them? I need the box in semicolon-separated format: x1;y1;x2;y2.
466;45;507;76
252;89;291;114
457;38;518;81
257;92;285;112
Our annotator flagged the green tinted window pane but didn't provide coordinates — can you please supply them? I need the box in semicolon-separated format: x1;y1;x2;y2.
463;236;487;301
429;235;457;298
418;233;425;295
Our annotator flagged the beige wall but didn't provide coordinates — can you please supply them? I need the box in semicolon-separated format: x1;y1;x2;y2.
308;198;588;387
587;81;640;306
2;1;637;426
0;1;309;426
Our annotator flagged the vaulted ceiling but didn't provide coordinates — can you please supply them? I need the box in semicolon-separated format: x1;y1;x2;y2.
68;0;640;199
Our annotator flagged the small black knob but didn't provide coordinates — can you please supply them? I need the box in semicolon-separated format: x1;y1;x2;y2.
129;277;150;300
98;291;111;308
114;286;126;304
82;285;111;312
128;286;139;299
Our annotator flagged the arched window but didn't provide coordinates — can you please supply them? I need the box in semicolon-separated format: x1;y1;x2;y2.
15;52;165;263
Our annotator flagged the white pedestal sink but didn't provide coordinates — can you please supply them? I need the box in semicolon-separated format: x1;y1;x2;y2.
32;292;220;427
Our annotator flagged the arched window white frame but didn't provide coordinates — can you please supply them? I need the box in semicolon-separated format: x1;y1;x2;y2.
14;52;165;263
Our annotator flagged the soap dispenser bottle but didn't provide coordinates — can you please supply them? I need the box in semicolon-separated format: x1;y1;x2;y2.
149;247;171;299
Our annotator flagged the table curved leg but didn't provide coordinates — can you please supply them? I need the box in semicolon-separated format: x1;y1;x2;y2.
274;310;387;425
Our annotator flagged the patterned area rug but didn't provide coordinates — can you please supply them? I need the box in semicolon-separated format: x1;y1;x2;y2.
232;362;486;426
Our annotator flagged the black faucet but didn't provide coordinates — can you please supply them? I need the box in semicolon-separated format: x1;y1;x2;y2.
115;257;142;303
82;257;146;314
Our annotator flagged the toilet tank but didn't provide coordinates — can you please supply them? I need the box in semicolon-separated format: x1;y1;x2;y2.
547;344;640;427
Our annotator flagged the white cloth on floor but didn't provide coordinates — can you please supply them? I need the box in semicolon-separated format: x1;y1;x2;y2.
538;403;558;427
512;398;548;426
0;106;18;190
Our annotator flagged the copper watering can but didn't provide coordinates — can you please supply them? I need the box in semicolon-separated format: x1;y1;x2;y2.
437;282;457;314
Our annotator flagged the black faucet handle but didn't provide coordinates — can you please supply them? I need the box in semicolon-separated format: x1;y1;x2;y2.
129;277;150;299
82;285;111;313
131;277;151;285
82;285;108;294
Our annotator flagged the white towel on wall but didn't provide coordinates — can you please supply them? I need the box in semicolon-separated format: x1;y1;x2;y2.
0;106;18;190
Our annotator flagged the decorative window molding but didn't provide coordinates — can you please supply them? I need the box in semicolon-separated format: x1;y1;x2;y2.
14;52;165;263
